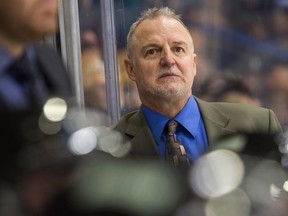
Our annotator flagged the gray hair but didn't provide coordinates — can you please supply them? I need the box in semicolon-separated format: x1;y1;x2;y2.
126;7;193;60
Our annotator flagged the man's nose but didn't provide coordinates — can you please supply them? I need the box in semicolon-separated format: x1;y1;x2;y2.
160;49;175;67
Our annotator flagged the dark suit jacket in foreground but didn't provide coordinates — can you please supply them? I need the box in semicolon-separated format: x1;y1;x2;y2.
0;43;73;179
112;97;282;159
31;43;72;102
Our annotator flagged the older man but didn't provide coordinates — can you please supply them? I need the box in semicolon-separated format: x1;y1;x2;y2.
113;7;282;166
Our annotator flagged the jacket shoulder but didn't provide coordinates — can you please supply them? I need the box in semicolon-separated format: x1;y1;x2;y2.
211;101;268;114
34;43;62;60
205;101;282;134
112;110;140;132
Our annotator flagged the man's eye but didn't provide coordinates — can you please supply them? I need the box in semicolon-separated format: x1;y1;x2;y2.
175;47;184;52
145;49;157;56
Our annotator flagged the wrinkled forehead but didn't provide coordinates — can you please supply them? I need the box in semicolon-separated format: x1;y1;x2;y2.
132;16;193;46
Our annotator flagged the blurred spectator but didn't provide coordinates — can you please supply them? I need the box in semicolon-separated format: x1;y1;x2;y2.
82;50;106;111
197;74;262;106
78;0;101;38
80;29;101;54
123;81;141;113
270;6;288;49
117;49;141;113
189;27;216;91
263;62;288;126
81;49;126;119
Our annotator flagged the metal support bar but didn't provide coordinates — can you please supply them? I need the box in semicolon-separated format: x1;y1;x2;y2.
58;0;84;109
100;0;121;125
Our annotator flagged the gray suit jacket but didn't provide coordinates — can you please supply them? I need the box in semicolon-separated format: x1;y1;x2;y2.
113;97;282;159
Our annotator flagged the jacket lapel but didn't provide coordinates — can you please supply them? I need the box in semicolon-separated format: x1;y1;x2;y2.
125;110;159;158
195;97;237;145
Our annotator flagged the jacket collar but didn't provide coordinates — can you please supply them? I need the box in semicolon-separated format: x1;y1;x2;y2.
194;97;237;144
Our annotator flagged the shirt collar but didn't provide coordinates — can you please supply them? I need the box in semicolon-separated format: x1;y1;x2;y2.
0;48;14;76
175;96;200;138
141;104;169;145
141;96;201;144
0;45;36;76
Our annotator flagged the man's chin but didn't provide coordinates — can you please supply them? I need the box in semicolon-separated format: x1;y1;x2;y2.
155;88;185;97
29;24;58;40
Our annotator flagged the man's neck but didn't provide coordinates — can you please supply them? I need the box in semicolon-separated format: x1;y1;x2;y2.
142;95;191;119
0;34;26;57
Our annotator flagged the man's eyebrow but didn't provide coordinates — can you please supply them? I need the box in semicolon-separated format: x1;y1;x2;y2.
173;41;188;47
140;41;188;53
141;43;160;53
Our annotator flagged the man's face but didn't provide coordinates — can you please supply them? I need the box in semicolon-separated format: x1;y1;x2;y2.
125;16;197;104
0;0;59;43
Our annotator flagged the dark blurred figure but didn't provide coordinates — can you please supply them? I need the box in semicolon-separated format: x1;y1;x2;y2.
0;130;77;216
0;102;75;214
0;0;73;215
0;0;72;168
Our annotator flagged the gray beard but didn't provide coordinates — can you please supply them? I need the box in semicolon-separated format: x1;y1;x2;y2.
153;86;186;97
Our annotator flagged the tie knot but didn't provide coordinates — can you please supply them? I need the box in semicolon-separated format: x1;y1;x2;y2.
167;120;178;134
9;54;37;82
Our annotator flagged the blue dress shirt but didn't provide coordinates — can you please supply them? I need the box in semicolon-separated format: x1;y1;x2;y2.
142;96;208;162
0;46;42;110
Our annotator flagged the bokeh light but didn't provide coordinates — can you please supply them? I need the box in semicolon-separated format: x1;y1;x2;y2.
69;159;184;216
189;149;245;199
283;180;288;192
68;127;97;155
205;188;251;216
94;126;132;158
38;113;62;135
43;97;67;122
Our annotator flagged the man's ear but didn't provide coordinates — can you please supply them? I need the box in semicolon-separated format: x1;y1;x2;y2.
124;59;136;81
192;53;197;75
